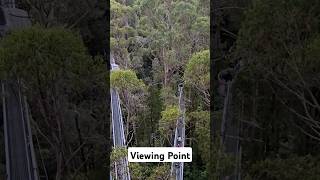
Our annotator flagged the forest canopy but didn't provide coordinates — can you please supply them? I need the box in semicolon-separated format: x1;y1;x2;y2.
217;0;320;179
110;0;209;179
0;26;108;179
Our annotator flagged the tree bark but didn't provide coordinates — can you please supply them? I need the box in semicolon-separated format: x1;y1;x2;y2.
74;111;87;174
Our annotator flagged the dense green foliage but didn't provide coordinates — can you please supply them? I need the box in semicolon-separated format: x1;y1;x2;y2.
0;1;109;179
209;0;320;179
17;0;108;56
3;0;320;179
246;156;320;180
111;147;128;163
184;50;210;106
159;105;180;141
111;0;209;178
0;26;108;179
210;0;320;179
111;69;145;91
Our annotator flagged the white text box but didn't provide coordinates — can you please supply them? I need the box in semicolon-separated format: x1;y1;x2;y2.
128;147;192;162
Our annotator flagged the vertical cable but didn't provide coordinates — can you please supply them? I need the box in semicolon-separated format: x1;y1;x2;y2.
17;81;33;180
2;81;11;180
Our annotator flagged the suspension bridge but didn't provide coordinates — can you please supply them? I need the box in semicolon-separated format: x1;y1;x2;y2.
110;54;131;180
110;54;186;180
170;83;186;180
1;0;40;179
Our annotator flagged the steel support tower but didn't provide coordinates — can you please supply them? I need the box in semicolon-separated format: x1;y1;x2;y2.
171;83;186;180
110;54;130;180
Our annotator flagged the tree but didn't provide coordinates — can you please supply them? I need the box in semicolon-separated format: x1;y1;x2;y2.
147;164;170;180
109;0;210;178
111;0;136;68
159;105;180;145
0;26;108;179
189;111;210;166
184;50;210;107
236;0;320;141
233;0;320;177
247;155;320;180
111;69;146;145
132;0;209;88
111;69;145;91
17;0;108;56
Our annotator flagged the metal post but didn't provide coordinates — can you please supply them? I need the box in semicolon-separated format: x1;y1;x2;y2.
171;83;186;180
24;95;39;180
110;61;131;180
2;82;10;180
17;81;33;180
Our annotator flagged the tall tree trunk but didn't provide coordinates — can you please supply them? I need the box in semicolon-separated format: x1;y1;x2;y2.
55;150;63;180
74;112;87;174
212;0;222;134
132;120;138;145
211;0;222;178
